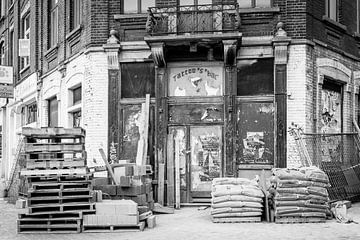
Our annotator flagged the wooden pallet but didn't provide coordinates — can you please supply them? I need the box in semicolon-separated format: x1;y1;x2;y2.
26;159;85;170
28;195;93;206
82;222;145;233
22;127;85;138
18;212;82;234
211;217;261;223
26;174;91;184
275;217;326;224
25;143;84;153
21;168;87;177
28;202;95;214
31;181;91;190
28;188;91;198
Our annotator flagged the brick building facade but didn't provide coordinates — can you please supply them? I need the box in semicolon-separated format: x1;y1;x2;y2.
0;0;359;203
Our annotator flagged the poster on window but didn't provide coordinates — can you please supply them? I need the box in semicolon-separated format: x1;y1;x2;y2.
169;65;223;97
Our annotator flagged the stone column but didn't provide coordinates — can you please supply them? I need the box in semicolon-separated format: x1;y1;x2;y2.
103;30;121;162
272;23;291;168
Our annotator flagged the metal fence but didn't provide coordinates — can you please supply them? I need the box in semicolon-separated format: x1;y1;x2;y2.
147;3;240;36
302;133;360;202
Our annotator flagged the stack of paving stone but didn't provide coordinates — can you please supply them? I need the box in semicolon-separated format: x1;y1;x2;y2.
272;167;330;223
211;178;264;223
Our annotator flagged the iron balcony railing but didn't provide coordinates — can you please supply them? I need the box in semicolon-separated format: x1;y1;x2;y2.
146;3;240;36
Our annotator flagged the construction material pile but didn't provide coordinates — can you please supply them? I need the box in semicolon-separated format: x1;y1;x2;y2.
211;178;264;223
271;167;330;223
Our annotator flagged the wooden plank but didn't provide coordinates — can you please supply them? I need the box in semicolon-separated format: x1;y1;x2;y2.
99;148;119;185
22;127;85;137
153;203;174;214
260;169;270;222
20;168;87;176
212;217;261;223
167;133;175;207
136;103;146;166
142;94;150;165
25;143;83;153
174;137;181;209
157;163;165;205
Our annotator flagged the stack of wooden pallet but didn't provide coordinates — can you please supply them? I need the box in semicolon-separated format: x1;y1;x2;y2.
17;127;94;234
271;167;330;224
211;178;264;223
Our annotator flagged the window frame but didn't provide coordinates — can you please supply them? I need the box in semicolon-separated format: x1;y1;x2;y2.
325;0;339;22
21;102;38;125
20;13;30;70
69;0;82;31
9;28;14;66
0;41;5;66
48;96;58;127
237;0;272;8
49;0;58;48
122;0;155;14
72;85;82;105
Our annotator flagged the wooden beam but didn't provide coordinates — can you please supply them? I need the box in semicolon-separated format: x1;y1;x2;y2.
99;148;119;185
142;94;150;165
167;132;174;207
136;103;146;166
157;163;165;205
175;137;181;209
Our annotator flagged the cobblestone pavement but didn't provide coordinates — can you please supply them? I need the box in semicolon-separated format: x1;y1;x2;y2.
1;200;360;240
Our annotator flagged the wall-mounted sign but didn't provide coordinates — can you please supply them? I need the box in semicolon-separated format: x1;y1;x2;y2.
0;84;14;98
19;39;30;57
169;65;223;97
0;66;13;84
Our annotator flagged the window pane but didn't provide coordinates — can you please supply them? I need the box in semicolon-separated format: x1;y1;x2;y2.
237;58;274;96
73;111;81;127
48;97;58;127
73;86;82;105
180;0;194;6
198;0;212;5
256;0;271;7
237;0;252;8
124;0;138;13
328;0;337;21
141;0;155;13
121;62;155;98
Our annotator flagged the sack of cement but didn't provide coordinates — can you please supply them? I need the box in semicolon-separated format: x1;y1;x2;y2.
212;185;264;198
212;195;263;204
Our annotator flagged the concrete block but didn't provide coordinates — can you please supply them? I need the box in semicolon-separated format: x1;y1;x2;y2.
132;194;147;206
138;205;150;215
16;199;26;209
117;185;146;196
92;177;109;186
119;176;132;187
93;185;117;196
95;200;138;215
147;215;156;229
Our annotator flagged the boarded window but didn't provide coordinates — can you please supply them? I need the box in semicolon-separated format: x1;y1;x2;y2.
236;102;274;165
237;58;274;96
121;63;155;98
321;81;342;133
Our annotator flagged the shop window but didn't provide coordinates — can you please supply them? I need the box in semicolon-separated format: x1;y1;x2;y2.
49;0;58;48
237;0;271;8
121;62;155;98
169;65;223;97
21;102;38;125
20;13;30;70
236;102;274;165
48;97;58;127
69;0;82;31
320;80;342;133
237;58;274;96
123;0;155;14
325;0;339;22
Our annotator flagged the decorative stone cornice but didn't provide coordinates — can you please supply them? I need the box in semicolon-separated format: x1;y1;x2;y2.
149;42;165;68
223;40;239;66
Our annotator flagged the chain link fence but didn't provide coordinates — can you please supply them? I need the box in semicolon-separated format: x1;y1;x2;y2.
302;133;360;202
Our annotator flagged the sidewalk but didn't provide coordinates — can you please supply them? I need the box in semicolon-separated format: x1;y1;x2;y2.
1;199;360;240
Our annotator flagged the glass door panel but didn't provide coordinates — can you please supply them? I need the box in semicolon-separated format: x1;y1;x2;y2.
190;126;222;192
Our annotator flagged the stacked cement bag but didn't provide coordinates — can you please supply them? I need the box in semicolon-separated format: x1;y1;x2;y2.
211;178;264;222
271;167;330;220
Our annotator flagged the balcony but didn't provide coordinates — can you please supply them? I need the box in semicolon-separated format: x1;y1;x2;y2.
146;3;240;36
